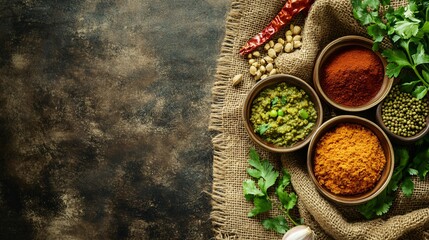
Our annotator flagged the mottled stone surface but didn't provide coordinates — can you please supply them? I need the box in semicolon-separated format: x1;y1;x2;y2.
0;0;229;239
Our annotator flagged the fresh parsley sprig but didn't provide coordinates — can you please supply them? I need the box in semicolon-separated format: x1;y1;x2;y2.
243;148;301;234
358;135;429;219
352;0;429;99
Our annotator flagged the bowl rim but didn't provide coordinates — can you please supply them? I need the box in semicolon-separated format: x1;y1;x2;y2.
375;100;429;144
242;74;324;153
313;35;394;112
306;115;395;205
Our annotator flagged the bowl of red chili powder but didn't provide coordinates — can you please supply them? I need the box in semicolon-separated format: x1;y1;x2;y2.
313;35;394;112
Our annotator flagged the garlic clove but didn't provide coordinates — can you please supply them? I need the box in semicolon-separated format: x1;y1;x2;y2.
282;225;315;240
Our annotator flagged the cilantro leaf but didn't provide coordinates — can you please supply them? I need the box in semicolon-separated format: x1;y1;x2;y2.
383;48;412;68
411;44;429;66
408;168;419;176
400;80;420;92
421;21;429;33
262;216;289;234
401;177;414;197
271;97;279;107
257;124;270;135
276;170;297;211
410;148;429;179
412;85;428;99
243;179;264;201
281;95;287;105
395;20;420;39
248;196;272;217
247;148;279;194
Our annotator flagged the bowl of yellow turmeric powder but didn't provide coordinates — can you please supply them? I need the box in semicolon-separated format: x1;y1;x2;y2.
307;115;394;205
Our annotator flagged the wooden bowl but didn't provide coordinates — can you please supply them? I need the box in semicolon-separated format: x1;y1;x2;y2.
307;115;394;205
375;101;429;144
242;74;323;153
313;35;393;112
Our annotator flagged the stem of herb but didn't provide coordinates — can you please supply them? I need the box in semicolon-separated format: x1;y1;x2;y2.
276;204;299;226
412;66;429;87
403;43;429;87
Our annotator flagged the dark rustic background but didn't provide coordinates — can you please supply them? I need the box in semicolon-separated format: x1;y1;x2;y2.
0;0;229;239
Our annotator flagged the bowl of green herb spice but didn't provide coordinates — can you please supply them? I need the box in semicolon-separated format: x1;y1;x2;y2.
376;85;429;144
243;74;323;153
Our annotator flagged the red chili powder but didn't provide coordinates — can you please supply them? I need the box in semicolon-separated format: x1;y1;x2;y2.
320;46;384;107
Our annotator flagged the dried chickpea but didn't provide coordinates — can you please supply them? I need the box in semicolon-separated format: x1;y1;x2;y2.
293;25;302;35
266;63;274;72
252;51;261;57
284;43;293;53
293;35;302;41
293;40;302;49
264;56;274;63
273;43;283;53
268;48;277;58
249;66;257;75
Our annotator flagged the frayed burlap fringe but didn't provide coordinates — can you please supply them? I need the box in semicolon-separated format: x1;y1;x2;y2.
209;0;243;238
210;0;429;239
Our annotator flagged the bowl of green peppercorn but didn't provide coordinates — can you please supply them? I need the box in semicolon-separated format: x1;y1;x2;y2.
375;85;429;144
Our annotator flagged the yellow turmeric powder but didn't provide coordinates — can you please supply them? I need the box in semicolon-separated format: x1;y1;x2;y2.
314;123;386;195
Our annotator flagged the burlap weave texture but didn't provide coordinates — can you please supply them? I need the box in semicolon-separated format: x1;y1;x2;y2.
210;0;429;239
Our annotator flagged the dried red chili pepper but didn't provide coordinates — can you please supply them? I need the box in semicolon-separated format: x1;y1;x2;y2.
239;0;314;56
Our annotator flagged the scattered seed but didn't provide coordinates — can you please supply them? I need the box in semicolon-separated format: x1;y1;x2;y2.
252;51;261;57
259;65;266;73
264;43;271;51
269;69;277;76
255;70;262;81
261;74;268;80
277;38;285;44
274;43;283;53
259;59;266;65
231;74;243;86
268;48;277;58
293;26;302;35
293;35;302;41
264;56;274;63
266;63;274;72
286;35;293;43
249;66;257;75
285;43;293;53
269;40;275;47
249;59;256;65
286;30;293;36
293;40;302;48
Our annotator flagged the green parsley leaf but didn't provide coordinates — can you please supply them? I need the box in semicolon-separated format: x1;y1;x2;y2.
281;95;287;105
400;80;420;92
247;149;279;194
248;196;272;217
412;85;428;99
408;168;419;176
401;176;414;197
367;23;386;43
257;124;270;135
382;48;412;68
394;20;420;39
262;216;289;234
421;21;429;33
271;97;279;107
243;179;264;201
410;148;429;179
411;44;429;66
276;170;297;210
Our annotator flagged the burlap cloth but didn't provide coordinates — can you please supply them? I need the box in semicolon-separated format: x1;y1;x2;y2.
209;0;429;239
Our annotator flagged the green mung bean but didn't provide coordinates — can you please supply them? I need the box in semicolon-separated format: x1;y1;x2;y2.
381;85;429;137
